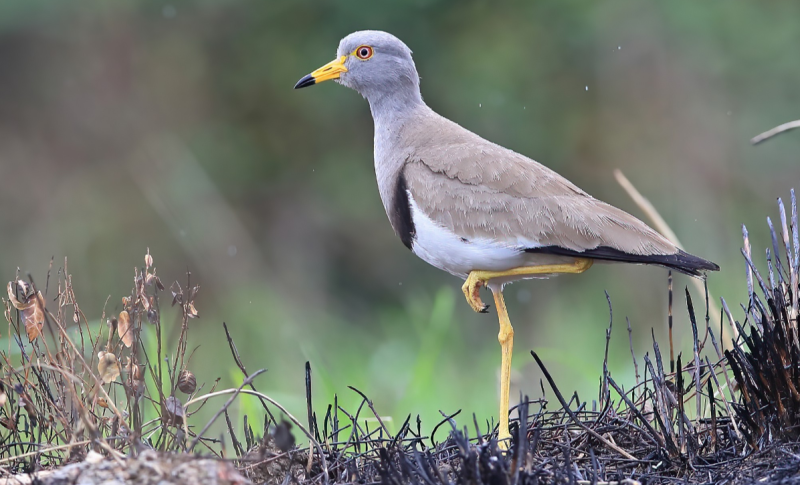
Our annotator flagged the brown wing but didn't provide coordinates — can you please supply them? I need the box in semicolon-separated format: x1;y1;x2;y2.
404;157;678;256
400;112;682;253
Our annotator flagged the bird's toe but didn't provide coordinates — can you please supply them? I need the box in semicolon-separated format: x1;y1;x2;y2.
462;272;490;313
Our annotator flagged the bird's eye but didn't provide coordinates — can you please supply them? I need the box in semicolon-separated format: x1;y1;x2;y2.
355;45;373;60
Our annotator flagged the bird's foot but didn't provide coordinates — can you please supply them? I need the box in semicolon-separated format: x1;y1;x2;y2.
462;271;490;313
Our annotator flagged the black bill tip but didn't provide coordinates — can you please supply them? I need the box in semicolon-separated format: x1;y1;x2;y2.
294;74;315;89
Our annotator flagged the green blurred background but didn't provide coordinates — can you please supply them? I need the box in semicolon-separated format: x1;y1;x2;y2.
1;0;799;437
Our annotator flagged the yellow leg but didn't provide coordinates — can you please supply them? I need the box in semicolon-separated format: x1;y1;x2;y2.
460;258;594;449
492;288;514;448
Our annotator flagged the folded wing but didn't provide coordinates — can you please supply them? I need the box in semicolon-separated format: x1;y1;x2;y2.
401;116;717;276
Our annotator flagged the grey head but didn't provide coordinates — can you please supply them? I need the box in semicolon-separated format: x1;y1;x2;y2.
295;31;424;113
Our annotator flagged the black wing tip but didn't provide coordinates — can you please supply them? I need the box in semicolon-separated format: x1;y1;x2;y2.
525;246;719;277
675;250;720;272
668;250;719;278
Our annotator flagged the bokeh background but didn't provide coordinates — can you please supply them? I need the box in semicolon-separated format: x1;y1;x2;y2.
1;0;799;436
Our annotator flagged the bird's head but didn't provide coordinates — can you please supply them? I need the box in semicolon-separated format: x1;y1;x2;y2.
295;31;422;107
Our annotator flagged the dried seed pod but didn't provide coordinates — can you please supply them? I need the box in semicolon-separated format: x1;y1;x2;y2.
125;358;143;381
97;351;121;383
124;359;144;401
117;311;133;348
97;397;108;408
177;370;196;394
13;280;31;297
7;282;45;341
186;302;199;319
162;395;185;426
145;249;153;269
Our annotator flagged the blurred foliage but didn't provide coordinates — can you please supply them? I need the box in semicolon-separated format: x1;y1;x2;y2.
1;0;799;438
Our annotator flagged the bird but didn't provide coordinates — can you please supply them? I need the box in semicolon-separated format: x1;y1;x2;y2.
294;30;719;447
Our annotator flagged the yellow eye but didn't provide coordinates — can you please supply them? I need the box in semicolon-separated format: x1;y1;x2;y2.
355;45;373;60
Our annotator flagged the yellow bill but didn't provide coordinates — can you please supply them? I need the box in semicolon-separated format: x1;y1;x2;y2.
294;56;348;89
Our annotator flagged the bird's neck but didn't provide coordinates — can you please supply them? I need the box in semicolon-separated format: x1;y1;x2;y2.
367;88;425;130
368;87;429;226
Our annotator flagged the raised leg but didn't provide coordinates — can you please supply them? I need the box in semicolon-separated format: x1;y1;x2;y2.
459;258;594;449
491;287;514;448
461;259;594;313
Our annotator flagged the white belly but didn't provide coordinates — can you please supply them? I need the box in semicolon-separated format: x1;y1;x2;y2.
407;194;532;279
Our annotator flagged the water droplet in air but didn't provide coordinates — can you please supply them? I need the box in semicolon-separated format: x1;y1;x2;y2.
163;4;177;18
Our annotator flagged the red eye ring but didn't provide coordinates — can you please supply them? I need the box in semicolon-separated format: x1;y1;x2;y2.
355;45;373;60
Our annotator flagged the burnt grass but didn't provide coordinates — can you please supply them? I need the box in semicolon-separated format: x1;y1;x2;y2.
1;191;800;485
